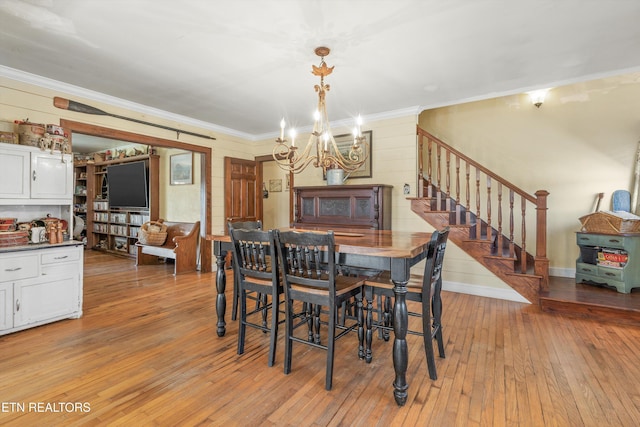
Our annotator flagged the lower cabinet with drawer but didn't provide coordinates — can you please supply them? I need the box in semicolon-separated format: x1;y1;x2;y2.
575;232;640;293
0;244;83;335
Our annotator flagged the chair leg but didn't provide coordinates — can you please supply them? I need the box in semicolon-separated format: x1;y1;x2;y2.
382;295;392;341
268;293;279;367
237;288;246;355
231;274;239;321
422;296;437;380
325;305;336;391
260;293;268;330
357;293;364;360
284;298;294;375
313;304;321;345
432;288;445;358
306;303;314;343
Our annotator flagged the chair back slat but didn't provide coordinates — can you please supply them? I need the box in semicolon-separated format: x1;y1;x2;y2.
276;230;336;293
229;228;277;282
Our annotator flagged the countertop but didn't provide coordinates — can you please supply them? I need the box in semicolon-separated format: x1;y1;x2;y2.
0;240;84;254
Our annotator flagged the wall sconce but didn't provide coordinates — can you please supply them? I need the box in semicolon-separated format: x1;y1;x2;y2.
527;88;551;108
262;182;269;199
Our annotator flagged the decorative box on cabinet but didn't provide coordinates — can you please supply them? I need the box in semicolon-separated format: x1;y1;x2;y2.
293;184;392;230
0;244;83;336
575;232;640;294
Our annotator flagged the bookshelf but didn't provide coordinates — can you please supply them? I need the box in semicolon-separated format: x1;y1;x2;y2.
86;154;159;258
73;161;88;243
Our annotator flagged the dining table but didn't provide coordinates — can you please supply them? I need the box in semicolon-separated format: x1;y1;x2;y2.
206;227;432;406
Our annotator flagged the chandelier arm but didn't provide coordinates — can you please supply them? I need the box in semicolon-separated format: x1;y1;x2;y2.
326;135;369;172
272;134;321;173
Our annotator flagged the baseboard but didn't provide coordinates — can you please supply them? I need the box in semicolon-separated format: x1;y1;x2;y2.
442;280;531;304
549;267;575;278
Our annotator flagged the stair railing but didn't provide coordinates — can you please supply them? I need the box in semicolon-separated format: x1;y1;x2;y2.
417;126;549;288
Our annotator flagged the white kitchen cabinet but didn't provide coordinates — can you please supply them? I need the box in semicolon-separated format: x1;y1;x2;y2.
0;283;13;330
31;150;74;199
0;145;30;198
0;143;73;201
0;244;83;335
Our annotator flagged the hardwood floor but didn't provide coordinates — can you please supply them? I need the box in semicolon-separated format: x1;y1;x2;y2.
1;251;640;426
541;276;640;327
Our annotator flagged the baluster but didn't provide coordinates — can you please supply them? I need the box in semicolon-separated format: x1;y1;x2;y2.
465;162;471;225
436;145;442;209
486;176;492;241
445;151;451;211
455;157;461;224
418;134;424;198
521;198;527;273
475;168;481;240
427;138;433;198
509;190;515;257
497;183;503;257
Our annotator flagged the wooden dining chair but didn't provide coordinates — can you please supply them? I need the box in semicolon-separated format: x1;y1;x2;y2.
229;227;282;367
228;220;263;321
364;226;449;380
274;229;365;390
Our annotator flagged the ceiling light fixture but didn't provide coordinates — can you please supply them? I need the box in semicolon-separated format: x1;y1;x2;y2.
272;47;368;174
527;88;551;108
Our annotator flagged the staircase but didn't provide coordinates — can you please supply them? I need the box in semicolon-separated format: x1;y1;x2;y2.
414;127;549;304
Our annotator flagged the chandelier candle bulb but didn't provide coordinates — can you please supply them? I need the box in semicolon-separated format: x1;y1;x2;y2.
290;129;296;146
280;118;285;140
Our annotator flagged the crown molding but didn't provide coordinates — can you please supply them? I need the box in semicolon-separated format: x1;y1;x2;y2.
0;65;254;140
2;65;422;142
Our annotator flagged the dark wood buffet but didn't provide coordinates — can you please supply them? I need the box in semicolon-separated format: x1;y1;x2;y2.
293;184;392;230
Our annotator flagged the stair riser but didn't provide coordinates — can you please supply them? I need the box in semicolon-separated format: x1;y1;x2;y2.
411;195;541;304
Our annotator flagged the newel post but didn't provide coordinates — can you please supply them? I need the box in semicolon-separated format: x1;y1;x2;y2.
417;128;424;198
534;190;550;290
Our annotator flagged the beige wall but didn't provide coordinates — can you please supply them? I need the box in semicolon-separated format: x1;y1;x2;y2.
7;71;636;300
1;76;228;237
419;72;640;276
0;75;528;298
254;114;424;232
157;147;201;222
262;161;290;230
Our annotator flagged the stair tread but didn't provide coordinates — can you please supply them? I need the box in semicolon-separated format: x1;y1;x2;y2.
413;184;542;302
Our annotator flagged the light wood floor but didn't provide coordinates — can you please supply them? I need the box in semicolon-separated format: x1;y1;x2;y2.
1;251;640;426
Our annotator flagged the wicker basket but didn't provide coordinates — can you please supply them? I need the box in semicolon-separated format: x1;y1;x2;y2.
579;211;640;234
138;221;168;246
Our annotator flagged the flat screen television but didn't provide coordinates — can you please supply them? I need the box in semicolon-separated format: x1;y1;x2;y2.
106;161;149;209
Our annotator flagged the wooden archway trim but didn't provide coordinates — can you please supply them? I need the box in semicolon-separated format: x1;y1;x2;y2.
60;119;213;272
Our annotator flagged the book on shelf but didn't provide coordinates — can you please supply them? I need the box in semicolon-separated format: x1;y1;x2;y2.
597;248;628;268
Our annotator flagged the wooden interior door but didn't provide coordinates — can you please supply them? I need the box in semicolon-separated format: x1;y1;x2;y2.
224;157;261;233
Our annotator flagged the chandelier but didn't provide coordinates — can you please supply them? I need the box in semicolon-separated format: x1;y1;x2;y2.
273;47;368;174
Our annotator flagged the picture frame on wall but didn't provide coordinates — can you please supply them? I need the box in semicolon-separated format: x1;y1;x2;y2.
269;179;283;192
326;130;373;179
170;152;193;185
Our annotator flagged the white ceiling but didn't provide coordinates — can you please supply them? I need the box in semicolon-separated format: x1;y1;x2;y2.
2;0;640;142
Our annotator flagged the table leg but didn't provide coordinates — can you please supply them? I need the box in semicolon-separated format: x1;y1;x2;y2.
392;278;409;406
215;251;227;337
